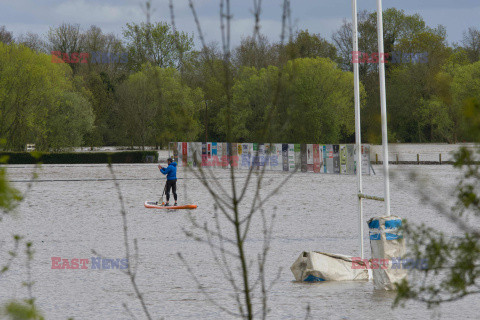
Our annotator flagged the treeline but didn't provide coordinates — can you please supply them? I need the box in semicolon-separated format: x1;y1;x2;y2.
0;8;479;151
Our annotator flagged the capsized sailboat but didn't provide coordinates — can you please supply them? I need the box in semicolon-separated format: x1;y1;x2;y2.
291;252;369;282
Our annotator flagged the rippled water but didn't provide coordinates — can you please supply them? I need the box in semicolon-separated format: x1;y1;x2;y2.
0;162;477;319
370;143;477;162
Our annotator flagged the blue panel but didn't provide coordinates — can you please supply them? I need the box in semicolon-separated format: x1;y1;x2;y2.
368;220;380;229
370;233;381;240
385;219;402;229
303;275;325;282
386;233;403;240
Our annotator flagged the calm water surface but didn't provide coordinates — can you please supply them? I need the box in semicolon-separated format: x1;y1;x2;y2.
0;163;476;319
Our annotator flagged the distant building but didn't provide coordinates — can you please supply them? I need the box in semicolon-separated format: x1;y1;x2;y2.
26;144;35;152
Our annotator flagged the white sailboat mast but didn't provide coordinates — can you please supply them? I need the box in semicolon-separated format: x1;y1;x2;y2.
376;0;391;216
352;0;364;259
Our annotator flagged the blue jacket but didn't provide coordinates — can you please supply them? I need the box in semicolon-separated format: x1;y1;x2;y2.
160;162;177;180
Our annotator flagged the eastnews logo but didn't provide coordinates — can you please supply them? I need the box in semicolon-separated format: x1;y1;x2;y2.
51;257;128;269
51;51;128;64
351;51;428;64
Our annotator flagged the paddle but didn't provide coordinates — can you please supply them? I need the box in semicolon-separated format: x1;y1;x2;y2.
158;164;167;205
159;182;167;205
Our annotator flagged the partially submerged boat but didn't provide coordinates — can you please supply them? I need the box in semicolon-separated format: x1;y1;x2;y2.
291;252;369;282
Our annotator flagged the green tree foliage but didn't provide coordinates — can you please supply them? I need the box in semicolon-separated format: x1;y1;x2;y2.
333;9;426;72
16;32;46;54
282;58;361;143
286;30;338;62
229;57;363;143
228;65;278;141
73;26;127;146
80;26;127;79
0;43;94;151
233;35;279;69
394;100;480;307
48;23;84;74
451;62;480;140
400;60;480;143
123;22;193;71
81;71;117;146
182;46;231;142
382;24;451;142
387;26;451;142
333;8;433;143
416;96;453;142
1;301;44;320
462;27;480;63
0;149;22;212
0;25;14;45
46;92;95;150
117;64;202;148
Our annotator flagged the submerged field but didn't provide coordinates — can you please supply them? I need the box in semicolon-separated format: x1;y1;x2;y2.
0;163;477;319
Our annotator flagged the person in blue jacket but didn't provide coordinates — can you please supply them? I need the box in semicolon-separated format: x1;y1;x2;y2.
158;158;177;206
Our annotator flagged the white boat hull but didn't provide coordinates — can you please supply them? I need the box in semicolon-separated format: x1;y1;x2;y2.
291;251;369;282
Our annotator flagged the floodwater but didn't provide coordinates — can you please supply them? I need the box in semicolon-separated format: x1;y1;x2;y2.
370;142;477;162
0;161;477;319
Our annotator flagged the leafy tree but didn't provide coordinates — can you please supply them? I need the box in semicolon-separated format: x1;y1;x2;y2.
332;11;368;72
1;301;44;320
233;34;278;70
416;96;454;142
16;32;47;53
80;25;127;79
74;26;128;146
286;29;338;62
450;61;480;141
181;45;231;142
0;25;13;45
123;22;193;72
116;64;202;148
0;43;94;151
81;71;117;146
462;27;480;63
48;23;84;73
0;43;68;150
332;8;425;72
394;99;480;307
0;145;22;211
387;27;452;142
281;57;359;143
228;65;279;141
45;92;95;150
229;57;363;143
333;8;433;143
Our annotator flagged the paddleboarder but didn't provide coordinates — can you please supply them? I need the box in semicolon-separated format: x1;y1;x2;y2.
158;158;177;206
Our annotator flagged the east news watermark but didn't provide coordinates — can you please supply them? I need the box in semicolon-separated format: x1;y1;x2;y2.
51;51;128;64
351;51;429;64
51;257;128;269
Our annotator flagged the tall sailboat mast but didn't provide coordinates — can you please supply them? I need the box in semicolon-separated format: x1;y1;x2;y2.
351;0;364;259
376;0;391;216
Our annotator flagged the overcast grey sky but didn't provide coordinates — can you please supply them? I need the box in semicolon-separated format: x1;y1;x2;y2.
1;0;479;47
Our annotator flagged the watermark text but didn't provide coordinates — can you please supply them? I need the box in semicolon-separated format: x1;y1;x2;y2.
51;257;128;269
